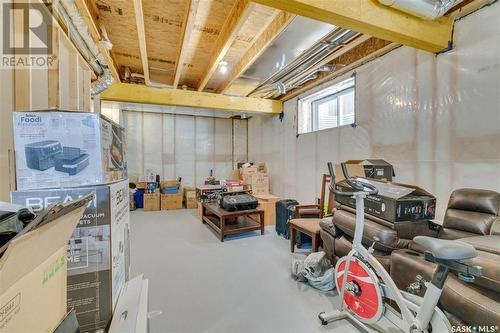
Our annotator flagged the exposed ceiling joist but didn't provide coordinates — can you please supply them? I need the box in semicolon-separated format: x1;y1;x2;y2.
173;0;200;89
133;0;151;85
73;0;120;83
197;0;255;91
251;0;453;53
217;10;295;94
101;83;282;114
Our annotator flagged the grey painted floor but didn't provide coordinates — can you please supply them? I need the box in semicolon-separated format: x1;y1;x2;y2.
130;209;359;333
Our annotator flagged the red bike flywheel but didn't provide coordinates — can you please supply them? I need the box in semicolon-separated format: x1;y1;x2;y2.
335;256;384;323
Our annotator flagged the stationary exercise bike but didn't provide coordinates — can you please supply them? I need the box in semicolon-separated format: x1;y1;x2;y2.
318;162;483;333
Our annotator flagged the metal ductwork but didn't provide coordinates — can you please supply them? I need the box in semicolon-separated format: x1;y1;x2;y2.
377;0;463;19
249;28;357;99
54;0;114;96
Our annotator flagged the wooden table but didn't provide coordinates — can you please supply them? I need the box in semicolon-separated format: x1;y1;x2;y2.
201;202;264;242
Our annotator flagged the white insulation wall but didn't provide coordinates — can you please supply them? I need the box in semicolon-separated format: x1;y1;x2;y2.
123;111;248;186
249;4;500;220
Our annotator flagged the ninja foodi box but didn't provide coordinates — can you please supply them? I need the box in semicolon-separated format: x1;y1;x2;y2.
11;179;130;333
12;111;126;191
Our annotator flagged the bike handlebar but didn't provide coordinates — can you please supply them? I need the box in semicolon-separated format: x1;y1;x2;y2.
327;161;379;196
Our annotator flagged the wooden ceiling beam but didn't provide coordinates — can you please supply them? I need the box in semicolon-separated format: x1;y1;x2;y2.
133;0;151;85
251;0;453;53
101;83;282;114
196;0;255;92
173;0;200;89
216;10;295;94
73;0;120;83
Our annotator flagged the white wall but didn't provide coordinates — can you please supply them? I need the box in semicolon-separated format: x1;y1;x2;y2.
122;111;248;186
249;3;500;219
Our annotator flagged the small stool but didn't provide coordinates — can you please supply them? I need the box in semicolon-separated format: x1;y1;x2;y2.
290;218;321;253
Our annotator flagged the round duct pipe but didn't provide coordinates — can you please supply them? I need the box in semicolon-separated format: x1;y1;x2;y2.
378;0;462;20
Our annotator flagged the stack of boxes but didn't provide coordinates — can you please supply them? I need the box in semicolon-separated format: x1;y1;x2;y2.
160;180;183;210
10;110;130;333
240;163;269;195
183;187;198;209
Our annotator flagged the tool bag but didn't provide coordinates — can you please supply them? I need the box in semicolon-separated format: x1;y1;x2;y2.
220;194;258;211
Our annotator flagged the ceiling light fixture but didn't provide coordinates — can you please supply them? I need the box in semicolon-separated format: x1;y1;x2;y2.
219;60;228;74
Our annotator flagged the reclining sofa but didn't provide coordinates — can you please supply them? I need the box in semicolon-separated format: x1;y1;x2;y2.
319;188;500;326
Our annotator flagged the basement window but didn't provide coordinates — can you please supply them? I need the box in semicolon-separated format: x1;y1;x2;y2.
298;77;355;134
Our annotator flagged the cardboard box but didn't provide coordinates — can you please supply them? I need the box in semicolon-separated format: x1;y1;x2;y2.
161;193;183;210
143;193;160;211
334;178;436;222
251;173;270;195
333;164;366;183
345;159;394;181
197;202;203;219
10;180;131;333
241;165;269;195
0;202;85;333
240;165;258;184
254;194;279;225
183;187;197;209
229;169;241;181
12;111;127;191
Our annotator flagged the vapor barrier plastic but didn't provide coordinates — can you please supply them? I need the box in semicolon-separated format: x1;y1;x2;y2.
248;3;500;219
122;111;248;186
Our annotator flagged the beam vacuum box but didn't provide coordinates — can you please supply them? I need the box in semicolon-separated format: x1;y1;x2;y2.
334;178;436;222
12;111;126;191
10;179;130;333
0;204;84;333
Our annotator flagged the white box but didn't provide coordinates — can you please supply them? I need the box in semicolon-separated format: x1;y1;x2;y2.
12;111;126;191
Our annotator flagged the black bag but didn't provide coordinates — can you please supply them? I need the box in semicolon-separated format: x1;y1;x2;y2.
220;194;258;211
275;199;298;238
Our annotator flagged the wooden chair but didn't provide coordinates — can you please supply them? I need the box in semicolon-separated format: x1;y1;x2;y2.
290;174;334;253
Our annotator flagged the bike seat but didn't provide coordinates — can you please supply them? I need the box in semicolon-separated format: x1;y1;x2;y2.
413;236;478;260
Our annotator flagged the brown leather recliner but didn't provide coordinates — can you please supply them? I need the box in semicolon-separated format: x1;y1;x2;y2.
391;188;500;326
319;204;438;271
320;188;500;326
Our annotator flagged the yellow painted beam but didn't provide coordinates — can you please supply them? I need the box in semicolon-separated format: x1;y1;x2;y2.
101;83;282;114
251;0;453;53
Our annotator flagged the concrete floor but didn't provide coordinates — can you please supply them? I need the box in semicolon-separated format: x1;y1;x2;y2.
130;209;359;333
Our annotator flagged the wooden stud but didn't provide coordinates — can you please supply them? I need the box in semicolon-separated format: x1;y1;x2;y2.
251;0;453;53
217;11;295;94
197;0;255;91
133;0;150;85
173;0;200;89
101;83;282;114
